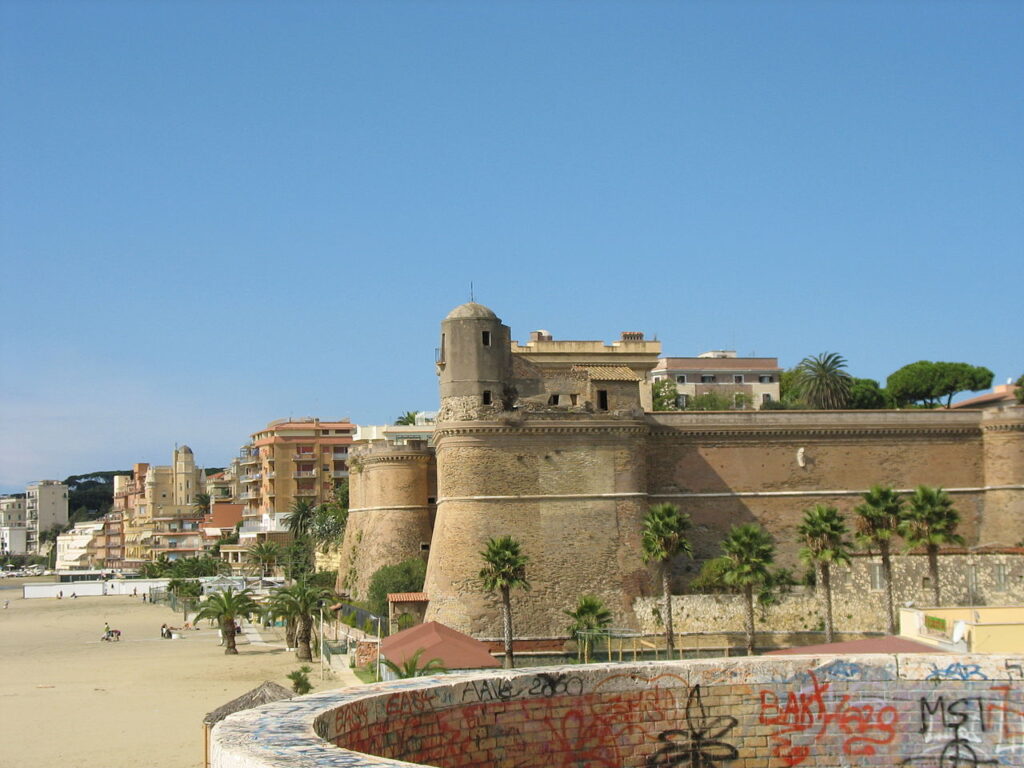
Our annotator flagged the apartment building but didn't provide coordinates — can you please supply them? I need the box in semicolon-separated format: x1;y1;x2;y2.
24;480;69;554
54;521;105;570
237;418;356;545
651;351;783;409
0;495;28;555
207;457;242;503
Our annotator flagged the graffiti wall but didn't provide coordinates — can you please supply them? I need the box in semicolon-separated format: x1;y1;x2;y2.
211;654;1024;768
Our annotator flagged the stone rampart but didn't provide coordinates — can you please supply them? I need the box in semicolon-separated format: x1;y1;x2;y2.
212;654;1024;768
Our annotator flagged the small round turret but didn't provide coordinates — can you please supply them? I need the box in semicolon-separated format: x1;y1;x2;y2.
438;302;513;419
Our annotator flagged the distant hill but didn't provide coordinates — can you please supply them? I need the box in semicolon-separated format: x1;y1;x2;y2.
63;471;128;523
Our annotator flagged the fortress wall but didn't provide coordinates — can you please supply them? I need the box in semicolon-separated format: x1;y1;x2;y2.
213;655;1024;768
425;422;653;637
981;407;1024;545
646;409;1013;570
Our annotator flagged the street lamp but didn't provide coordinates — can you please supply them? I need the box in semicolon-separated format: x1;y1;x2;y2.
318;600;325;680
375;615;382;682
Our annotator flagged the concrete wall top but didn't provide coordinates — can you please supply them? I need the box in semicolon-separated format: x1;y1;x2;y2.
211;653;1024;768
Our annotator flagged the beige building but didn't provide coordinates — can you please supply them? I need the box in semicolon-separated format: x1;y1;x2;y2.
651;351;783;409
24;480;69;554
54;521;105;570
119;447;207;568
237;419;356;545
509;328;662;411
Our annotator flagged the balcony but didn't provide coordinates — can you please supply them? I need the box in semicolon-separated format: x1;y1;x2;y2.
293;470;316;479
294;487;317;497
239;452;260;465
264;471;276;479
238;491;258;501
332;470;349;478
293;452;317;461
240;474;261;484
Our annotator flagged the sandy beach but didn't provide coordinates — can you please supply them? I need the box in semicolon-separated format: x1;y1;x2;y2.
0;582;356;768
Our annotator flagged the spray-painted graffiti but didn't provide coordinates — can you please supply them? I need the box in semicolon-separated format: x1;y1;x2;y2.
758;671;899;766
647;685;738;767
900;687;1024;766
926;663;989;681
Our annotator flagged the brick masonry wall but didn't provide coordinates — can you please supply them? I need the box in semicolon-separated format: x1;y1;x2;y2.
212;654;1024;768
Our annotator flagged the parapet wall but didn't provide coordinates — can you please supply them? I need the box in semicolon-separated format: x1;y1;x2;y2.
212;654;1024;768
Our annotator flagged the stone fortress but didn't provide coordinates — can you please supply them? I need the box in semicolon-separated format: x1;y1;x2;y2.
335;302;1024;641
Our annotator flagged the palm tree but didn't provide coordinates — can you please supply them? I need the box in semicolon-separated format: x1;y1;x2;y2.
193;588;259;655
797;504;853;644
641;503;692;654
899;486;964;606
285;499;317;540
381;648;447;678
564;595;612;663
394;411;419;426
247;541;283;579
719;523;776;656
267;581;336;661
192;492;212;517
854;485;904;634
479;536;530;669
166;578;203;622
795;352;852;409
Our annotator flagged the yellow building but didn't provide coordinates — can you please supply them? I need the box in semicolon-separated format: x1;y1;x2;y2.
900;605;1024;653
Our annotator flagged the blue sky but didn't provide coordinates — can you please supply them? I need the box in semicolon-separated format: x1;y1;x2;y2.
1;1;1021;492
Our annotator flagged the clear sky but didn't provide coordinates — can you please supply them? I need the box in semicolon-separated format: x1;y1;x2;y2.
1;1;1020;492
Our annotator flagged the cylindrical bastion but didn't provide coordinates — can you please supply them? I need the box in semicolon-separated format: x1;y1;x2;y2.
212;654;1024;767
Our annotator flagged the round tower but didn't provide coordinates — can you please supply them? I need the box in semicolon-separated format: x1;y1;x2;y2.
334;439;436;599
437;302;513;421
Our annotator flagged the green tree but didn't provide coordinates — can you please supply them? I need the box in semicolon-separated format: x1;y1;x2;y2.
651;379;679;411
366;558;428;618
847;378;888;409
192;492;212;517
899;486;964;606
564;595;612;663
479;536;530;669
287;665;313;694
382;648;447;678
797;504;853;644
285;498;317;540
166;578;203;621
719;524;776;656
247;541;284;579
268;581;337;661
887;361;994;408
779;368;804;407
641;503;692;653
193;588;259;655
394;411;419;425
1015;374;1024;405
309;493;349;554
686;392;733;411
795;352;852;409
853;485;904;634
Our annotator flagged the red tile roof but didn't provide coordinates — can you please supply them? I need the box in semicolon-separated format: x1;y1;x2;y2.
388;592;429;603
380;621;501;670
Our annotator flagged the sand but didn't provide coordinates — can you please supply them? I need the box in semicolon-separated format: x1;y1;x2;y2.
0;583;357;768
